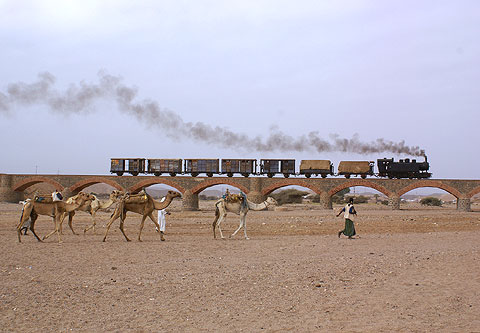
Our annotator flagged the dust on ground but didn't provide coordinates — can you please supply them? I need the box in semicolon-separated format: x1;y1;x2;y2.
1;200;480;332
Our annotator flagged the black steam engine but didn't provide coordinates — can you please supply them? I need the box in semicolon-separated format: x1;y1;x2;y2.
377;156;431;179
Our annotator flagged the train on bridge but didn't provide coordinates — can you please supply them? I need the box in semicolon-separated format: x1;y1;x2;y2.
110;156;431;179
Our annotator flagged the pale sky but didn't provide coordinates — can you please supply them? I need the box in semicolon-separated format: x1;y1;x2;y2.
0;0;479;179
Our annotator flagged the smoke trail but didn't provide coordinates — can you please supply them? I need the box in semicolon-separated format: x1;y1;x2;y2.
0;71;425;156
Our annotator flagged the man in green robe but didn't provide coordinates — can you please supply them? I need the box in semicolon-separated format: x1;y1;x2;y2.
336;197;357;239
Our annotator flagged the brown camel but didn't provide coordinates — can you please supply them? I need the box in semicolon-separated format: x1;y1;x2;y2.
61;190;123;235
102;190;181;242
17;192;90;243
212;195;278;240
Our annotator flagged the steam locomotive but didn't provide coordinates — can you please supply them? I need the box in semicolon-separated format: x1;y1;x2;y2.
110;156;431;179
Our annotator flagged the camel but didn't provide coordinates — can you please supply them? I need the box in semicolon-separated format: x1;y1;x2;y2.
17;192;90;243
102;190;181;242
212;195;278;240
61;190;123;235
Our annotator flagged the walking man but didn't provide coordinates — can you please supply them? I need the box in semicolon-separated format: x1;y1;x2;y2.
156;196;171;236
336;197;357;239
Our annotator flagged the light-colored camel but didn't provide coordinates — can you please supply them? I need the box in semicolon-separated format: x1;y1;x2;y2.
212;196;278;240
61;190;123;235
17;192;90;243
102;190;181;242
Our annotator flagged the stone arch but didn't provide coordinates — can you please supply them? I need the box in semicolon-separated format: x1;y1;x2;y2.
12;176;65;192
190;179;249;195
467;186;480;199
261;179;322;196
128;178;186;194
69;177;125;193
328;179;391;197
397;180;462;199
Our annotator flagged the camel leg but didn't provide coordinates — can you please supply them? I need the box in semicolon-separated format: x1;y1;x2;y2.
44;215;63;242
43;217;61;242
102;209;121;242
148;212;164;241
212;214;219;239
17;205;31;243
17;204;32;243
119;216;131;242
67;211;77;235
137;215;149;242
230;217;243;238
216;213;227;239
29;215;43;242
55;216;63;243
84;211;97;234
242;215;249;240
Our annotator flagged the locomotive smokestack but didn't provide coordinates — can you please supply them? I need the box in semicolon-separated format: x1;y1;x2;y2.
1;71;427;156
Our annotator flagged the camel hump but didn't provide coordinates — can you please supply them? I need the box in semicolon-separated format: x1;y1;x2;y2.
124;192;149;204
34;196;54;203
225;193;244;203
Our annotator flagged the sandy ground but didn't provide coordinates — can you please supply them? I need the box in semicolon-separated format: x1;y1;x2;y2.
1;200;480;332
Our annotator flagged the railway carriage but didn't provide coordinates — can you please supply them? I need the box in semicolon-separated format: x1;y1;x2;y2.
299;160;334;178
147;159;183;177
259;159;295;178
110;158;145;176
221;159;256;177
184;159;219;177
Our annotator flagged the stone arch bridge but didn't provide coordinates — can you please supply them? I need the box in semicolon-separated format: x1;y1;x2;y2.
1;173;479;211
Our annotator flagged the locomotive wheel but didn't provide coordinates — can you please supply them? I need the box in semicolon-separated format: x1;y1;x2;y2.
267;173;274;178
116;172;124;176
170;173;176;177
191;173;198;177
321;174;327;178
154;172;161;177
227;173;233;177
131;172;138;176
207;173;213;177
361;174;367;179
283;173;290;178
305;174;311;178
345;174;350;179
242;173;249;178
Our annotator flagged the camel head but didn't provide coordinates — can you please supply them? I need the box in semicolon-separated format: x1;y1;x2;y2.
166;191;182;200
266;197;278;207
110;190;124;201
73;192;90;204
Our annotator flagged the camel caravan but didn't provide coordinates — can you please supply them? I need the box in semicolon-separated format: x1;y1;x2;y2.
16;187;277;243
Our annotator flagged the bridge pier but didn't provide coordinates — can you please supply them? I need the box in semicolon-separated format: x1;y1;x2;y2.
182;190;199;211
456;198;471;212
247;191;266;204
0;174;23;203
320;192;332;209
388;196;401;210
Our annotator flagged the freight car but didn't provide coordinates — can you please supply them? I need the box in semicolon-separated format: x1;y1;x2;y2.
337;161;375;179
299;160;334;178
110;158;145;176
377;156;431;179
221;159;256;177
184;159;219;177
259;159;295;178
147;159;182;177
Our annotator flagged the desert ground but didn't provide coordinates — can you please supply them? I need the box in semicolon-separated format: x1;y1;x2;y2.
1;199;480;332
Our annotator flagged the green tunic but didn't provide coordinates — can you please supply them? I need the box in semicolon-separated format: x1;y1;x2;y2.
341;218;356;237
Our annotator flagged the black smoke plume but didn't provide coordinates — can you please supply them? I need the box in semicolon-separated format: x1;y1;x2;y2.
0;71;425;156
